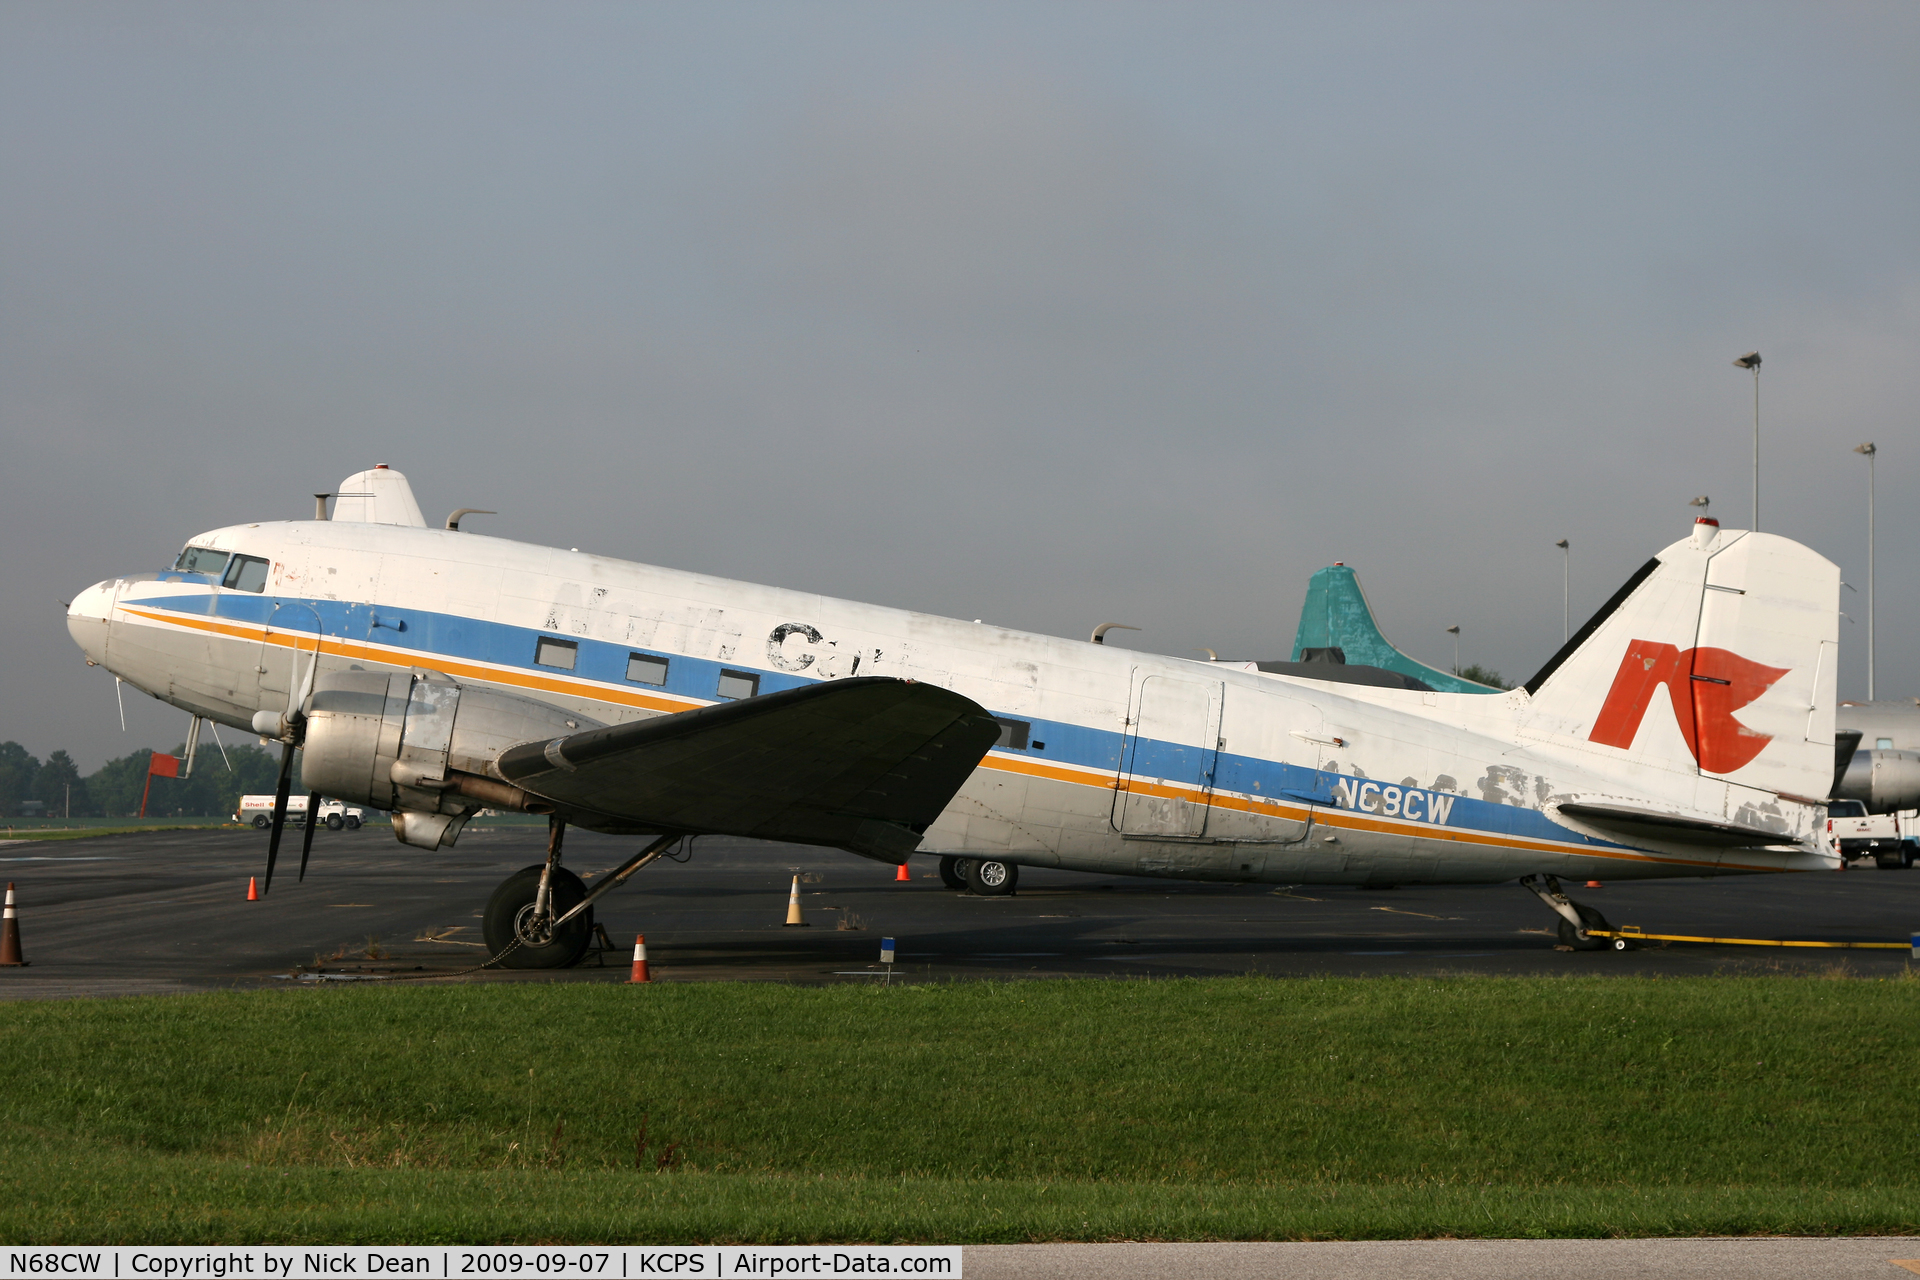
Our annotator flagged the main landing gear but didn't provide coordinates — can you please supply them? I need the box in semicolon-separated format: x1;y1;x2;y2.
1520;873;1618;952
937;855;1019;896
480;817;682;969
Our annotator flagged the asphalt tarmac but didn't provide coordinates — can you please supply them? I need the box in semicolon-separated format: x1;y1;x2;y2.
1;822;1917;999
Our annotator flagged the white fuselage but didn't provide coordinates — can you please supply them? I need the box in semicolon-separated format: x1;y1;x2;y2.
67;517;1835;885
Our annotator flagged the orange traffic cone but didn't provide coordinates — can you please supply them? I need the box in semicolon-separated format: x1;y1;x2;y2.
894;862;911;882
627;934;650;984
1;882;26;967
247;876;259;901
783;875;808;927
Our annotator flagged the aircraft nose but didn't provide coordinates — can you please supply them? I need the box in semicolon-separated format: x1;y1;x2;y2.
67;579;116;663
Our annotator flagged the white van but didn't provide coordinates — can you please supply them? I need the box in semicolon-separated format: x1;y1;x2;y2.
235;795;365;830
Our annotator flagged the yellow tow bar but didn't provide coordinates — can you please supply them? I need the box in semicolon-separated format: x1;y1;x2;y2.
1589;925;1916;953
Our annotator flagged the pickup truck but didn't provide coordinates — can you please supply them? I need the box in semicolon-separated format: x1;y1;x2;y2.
1826;799;1917;868
235;795;366;831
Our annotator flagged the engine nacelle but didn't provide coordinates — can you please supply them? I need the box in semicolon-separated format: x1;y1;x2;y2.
1833;748;1920;814
301;669;600;848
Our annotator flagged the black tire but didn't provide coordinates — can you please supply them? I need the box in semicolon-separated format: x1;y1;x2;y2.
345;815;361;830
967;858;1018;896
252;814;271;829
1611;937;1632;951
482;864;594;969
1875;851;1902;870
326;814;344;831
1557;902;1612;952
938;856;972;891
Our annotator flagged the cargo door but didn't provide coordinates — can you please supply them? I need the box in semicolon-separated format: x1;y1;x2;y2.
1112;672;1223;837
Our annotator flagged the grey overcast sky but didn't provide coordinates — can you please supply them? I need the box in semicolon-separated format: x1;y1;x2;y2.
4;2;1917;768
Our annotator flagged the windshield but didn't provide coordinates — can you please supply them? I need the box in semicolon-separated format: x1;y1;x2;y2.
173;546;230;576
1829;800;1867;817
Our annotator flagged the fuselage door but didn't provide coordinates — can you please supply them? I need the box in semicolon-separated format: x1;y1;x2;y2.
1112;672;1224;837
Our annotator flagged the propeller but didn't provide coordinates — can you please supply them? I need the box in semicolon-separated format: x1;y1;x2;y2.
261;741;297;895
297;790;322;882
260;642;324;895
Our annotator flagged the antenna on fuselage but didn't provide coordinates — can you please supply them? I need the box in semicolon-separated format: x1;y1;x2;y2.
446;508;497;530
314;494;333;520
1091;623;1140;645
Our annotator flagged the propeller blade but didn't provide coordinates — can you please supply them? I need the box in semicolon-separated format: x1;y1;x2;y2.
297;790;321;882
287;645;320;724
262;741;297;895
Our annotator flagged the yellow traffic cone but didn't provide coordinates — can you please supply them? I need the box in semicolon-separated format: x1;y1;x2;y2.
783;875;808;927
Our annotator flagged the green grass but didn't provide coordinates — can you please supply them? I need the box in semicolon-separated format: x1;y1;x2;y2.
2;975;1917;1242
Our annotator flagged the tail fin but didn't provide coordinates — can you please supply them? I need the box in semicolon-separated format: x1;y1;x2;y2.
1523;521;1838;800
1291;564;1501;695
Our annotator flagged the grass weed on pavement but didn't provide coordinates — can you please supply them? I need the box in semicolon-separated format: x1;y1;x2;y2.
1;975;1916;1242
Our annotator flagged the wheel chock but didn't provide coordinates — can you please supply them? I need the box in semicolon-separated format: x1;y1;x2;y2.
783;875;808;927
1;882;26;966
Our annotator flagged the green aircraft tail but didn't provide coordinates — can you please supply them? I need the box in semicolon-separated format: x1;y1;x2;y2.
1289;565;1501;694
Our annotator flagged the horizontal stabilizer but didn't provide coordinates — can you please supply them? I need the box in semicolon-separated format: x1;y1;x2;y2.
1555;802;1792;848
496;677;1001;860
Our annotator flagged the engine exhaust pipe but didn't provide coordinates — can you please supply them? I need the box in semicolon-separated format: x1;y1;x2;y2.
448;772;551;814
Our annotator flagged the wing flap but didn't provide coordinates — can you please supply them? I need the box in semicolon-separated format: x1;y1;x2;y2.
495;677;1000;859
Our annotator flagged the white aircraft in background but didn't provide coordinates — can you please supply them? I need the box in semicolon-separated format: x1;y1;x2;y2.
68;466;1842;967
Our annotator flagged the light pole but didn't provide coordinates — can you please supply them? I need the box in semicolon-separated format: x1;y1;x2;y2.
1555;540;1570;643
1446;624;1460;675
1855;442;1877;700
1734;352;1761;529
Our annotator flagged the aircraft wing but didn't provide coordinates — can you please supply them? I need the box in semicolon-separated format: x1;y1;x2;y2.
493;677;1001;861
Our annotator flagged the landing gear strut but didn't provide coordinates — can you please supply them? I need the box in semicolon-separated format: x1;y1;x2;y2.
1520;873;1616;952
480;818;684;969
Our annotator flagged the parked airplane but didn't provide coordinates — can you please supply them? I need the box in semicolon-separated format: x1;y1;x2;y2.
67;468;1842;966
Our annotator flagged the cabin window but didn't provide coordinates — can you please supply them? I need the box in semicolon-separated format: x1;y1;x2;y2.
174;546;230;576
220;554;270;593
535;637;578;670
1879;738;1895;749
627;653;669;685
716;670;759;700
993;717;1030;749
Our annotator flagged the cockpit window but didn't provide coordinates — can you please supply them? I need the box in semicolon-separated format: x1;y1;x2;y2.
174;546;231;576
221;554;270;593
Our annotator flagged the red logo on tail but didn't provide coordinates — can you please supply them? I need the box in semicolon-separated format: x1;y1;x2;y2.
1589;640;1787;773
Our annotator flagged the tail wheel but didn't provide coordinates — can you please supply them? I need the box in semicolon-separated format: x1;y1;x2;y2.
483;864;593;969
967;858;1018;896
938;856;973;891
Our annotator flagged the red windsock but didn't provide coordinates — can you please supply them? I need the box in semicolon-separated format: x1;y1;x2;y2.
895;862;911;882
0;882;26;967
628;934;650;984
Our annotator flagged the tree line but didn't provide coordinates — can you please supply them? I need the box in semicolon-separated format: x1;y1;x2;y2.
0;741;291;819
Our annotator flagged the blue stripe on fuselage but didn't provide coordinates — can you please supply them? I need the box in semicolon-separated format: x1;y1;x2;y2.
123;587;1635;853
